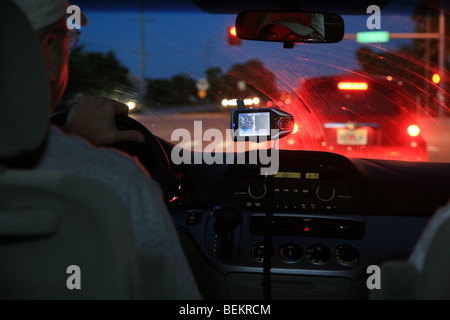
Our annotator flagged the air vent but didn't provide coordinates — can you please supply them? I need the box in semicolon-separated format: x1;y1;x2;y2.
249;216;365;240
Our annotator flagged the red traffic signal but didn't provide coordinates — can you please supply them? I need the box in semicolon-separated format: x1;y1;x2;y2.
228;26;241;45
432;73;441;84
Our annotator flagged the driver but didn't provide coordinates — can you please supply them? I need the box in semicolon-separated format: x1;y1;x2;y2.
256;12;325;42
12;0;201;299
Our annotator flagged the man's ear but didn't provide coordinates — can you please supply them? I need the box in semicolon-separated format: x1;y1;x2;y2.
39;32;59;83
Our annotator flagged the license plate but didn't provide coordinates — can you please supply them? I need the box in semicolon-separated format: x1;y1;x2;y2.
337;128;368;145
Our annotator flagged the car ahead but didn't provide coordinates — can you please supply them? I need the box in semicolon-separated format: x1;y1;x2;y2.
4;0;450;302
280;75;428;161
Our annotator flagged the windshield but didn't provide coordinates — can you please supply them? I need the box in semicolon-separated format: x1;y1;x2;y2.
60;0;450;163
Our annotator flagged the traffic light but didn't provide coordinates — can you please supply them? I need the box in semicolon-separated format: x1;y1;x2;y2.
432;73;441;84
227;26;241;45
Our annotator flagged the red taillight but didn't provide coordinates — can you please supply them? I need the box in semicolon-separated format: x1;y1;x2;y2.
291;123;299;134
338;82;368;90
407;125;420;137
229;26;237;36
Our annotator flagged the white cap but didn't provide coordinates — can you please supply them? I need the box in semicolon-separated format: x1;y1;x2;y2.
12;0;87;31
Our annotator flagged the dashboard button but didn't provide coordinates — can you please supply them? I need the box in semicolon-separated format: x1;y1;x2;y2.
316;184;336;202
334;244;359;265
279;242;302;262
306;243;331;264
248;183;267;200
251;242;274;262
185;210;202;225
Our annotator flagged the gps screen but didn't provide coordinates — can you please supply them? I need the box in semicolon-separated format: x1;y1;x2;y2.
238;112;270;137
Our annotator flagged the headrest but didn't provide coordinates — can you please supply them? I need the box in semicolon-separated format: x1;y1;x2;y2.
0;0;50;160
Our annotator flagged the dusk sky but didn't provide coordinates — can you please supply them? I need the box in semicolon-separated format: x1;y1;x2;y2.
75;3;417;82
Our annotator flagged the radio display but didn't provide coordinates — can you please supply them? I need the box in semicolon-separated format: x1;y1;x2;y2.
274;172;302;179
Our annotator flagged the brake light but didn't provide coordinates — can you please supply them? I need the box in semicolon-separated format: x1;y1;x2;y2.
407;125;420;137
338;82;368;90
291;123;299;134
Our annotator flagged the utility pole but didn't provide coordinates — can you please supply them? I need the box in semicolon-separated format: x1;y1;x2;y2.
139;0;146;101
206;40;211;71
343;32;440;40
425;8;432;115
129;0;155;105
438;4;446;116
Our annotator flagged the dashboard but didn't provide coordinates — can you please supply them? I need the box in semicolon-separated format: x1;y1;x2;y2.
166;148;450;299
214;150;369;215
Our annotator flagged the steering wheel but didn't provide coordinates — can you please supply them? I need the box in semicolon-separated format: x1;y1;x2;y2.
50;111;174;203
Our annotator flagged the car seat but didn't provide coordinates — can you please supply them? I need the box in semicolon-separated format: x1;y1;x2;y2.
0;0;177;300
370;203;450;300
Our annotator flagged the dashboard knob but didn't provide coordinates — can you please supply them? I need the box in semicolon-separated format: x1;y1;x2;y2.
279;242;302;262
306;243;331;264
248;182;267;200
334;244;359;265
316;184;335;202
251;242;274;261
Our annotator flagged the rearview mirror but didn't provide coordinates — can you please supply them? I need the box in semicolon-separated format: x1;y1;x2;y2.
235;11;345;45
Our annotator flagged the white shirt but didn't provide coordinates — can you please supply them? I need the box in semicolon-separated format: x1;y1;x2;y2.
37;125;201;299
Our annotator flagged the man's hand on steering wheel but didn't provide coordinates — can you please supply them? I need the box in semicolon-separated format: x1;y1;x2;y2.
53;96;174;203
62;96;145;146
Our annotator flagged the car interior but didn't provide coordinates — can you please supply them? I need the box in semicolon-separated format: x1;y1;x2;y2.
0;0;178;300
2;0;450;301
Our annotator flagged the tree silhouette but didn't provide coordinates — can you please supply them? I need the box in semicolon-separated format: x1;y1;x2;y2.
143;60;278;108
221;59;280;102
206;67;223;104
145;74;196;106
63;45;135;105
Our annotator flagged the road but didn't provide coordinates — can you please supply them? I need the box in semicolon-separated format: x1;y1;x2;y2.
132;108;450;163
